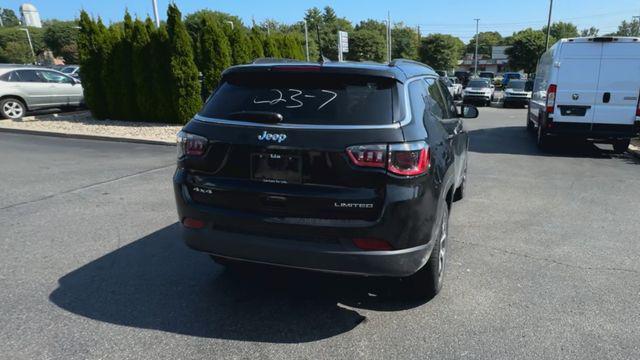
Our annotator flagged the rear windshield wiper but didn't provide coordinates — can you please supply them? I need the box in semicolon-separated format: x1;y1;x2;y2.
228;111;284;123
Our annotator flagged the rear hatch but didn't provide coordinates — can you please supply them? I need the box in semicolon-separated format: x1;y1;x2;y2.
555;41;602;124
181;66;405;221
592;38;640;127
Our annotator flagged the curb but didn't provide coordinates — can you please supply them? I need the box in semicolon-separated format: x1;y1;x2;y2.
0;127;175;146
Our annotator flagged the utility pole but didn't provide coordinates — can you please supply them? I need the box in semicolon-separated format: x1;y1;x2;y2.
387;12;392;62
151;0;160;28
474;18;480;76
304;20;310;61
19;28;35;63
544;0;554;49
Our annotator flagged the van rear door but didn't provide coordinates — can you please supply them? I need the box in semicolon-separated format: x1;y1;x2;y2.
554;41;602;124
592;39;640;126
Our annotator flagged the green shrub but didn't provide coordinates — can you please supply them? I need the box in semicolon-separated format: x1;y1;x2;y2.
199;17;231;95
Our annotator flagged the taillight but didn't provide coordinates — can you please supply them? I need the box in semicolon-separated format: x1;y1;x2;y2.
636;89;640;117
346;144;386;168
387;142;430;176
352;238;393;251
177;131;207;158
546;84;557;114
346;141;430;177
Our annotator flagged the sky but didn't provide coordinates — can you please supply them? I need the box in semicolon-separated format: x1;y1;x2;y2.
4;0;639;43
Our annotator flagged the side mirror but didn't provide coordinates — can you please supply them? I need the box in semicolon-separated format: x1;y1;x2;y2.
460;105;479;119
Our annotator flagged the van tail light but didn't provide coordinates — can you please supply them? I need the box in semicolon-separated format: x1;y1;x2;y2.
177;131;208;158
352;238;393;251
546;84;557;114
346;141;430;177
636;89;640;117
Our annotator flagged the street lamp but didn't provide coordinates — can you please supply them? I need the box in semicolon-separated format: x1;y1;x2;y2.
19;28;35;63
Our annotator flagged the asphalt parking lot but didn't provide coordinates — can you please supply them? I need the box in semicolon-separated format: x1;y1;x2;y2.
1;108;639;360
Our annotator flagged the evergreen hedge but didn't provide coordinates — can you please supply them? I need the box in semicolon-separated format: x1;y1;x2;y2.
77;5;306;124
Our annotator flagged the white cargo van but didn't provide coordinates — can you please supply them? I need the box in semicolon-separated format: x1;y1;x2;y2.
528;37;640;152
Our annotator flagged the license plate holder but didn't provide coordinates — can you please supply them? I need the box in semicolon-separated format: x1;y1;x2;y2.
251;152;301;184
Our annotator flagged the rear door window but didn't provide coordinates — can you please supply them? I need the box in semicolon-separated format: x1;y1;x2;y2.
15;70;42;82
200;72;397;125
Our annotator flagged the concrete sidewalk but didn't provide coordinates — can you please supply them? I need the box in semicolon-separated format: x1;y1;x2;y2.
630;138;640;158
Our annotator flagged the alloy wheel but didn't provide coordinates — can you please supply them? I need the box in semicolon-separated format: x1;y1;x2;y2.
3;101;24;119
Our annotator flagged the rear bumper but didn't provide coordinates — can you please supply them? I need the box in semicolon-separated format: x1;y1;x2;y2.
173;168;440;277
546;121;640;140
182;226;433;277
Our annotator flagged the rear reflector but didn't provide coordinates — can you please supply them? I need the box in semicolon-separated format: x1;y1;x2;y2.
353;238;393;251
183;218;205;229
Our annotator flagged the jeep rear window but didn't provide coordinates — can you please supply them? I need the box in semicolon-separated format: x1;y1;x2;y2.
199;72;397;125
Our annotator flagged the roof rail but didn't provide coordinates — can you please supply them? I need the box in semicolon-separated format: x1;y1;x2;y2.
252;58;309;64
389;58;433;70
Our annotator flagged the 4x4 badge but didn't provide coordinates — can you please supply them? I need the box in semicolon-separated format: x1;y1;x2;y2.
257;131;287;143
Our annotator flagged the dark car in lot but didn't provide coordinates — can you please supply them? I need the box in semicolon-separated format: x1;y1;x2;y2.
173;59;478;299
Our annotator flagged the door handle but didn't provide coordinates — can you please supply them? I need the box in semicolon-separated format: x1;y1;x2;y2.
603;92;611;103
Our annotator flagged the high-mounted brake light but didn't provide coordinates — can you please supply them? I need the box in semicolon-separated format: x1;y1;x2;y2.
346;141;430;177
546;84;557;114
177;131;208;158
272;66;321;72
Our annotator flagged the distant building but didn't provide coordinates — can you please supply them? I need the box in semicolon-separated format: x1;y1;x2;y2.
20;3;42;28
456;45;512;74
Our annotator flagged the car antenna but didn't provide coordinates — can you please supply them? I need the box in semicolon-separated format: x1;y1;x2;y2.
315;24;328;64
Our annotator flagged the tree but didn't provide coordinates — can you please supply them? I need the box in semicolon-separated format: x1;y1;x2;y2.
611;19;640;36
466;31;503;57
149;22;173;121
77;12;111;118
419;34;464;71
249;27;265;59
392;24;419;60
199;17;231;94
131;19;154;119
0;41;32;63
505;28;551;75
542;22;579;40
43;21;80;63
580;27;599;37
0;8;20;27
304;6;353;60
166;4;202;124
347;29;385;62
262;34;280;58
228;27;252;64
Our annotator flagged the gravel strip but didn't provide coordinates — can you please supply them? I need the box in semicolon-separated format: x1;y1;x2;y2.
0;111;182;143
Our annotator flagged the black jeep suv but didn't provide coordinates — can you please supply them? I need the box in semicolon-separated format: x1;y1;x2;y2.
174;59;477;299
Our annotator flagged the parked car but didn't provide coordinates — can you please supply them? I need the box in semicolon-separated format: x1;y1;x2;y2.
503;79;532;108
447;76;463;99
454;70;471;87
59;65;81;80
0;66;84;119
479;71;495;81
463;78;495;106
528;36;640;152
501;72;522;87
173;59;478;299
435;70;447;77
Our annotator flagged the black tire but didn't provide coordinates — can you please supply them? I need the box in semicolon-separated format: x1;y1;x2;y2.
612;139;630;154
537;120;551;150
401;204;449;300
0;97;26;119
526;109;535;132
